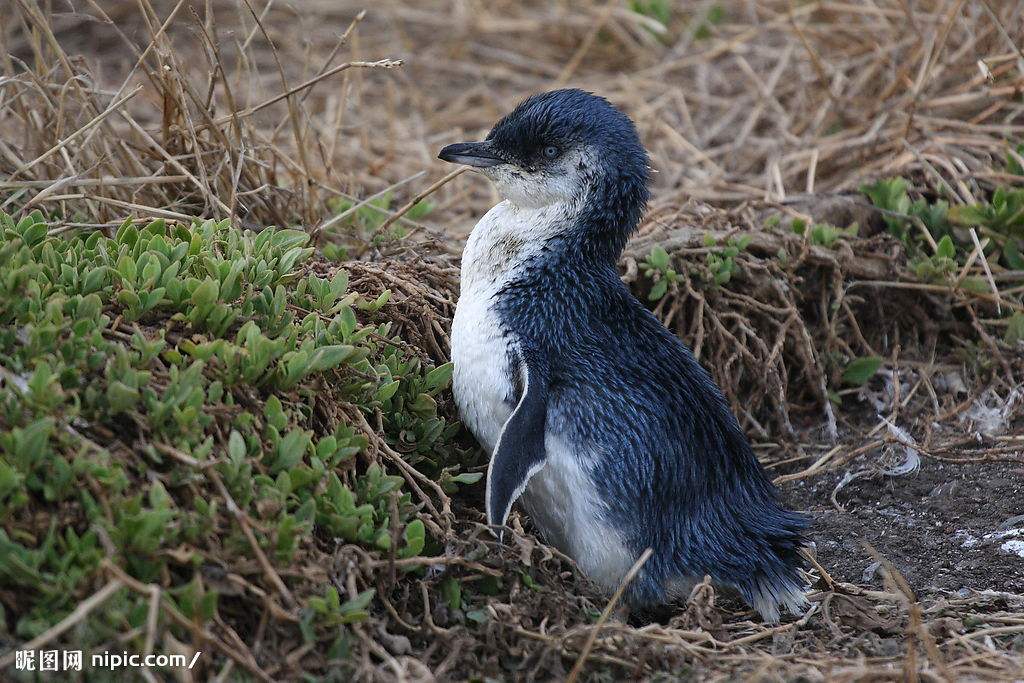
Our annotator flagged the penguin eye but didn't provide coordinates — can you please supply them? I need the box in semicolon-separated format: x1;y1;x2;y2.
542;145;560;160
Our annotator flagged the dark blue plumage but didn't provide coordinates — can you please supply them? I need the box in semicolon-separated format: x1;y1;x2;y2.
441;89;809;621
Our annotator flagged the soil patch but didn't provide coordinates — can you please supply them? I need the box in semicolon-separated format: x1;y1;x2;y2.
786;458;1024;596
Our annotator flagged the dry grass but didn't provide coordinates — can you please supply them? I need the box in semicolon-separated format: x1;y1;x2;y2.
623;197;1023;444
3;1;1024;235
2;1;1024;681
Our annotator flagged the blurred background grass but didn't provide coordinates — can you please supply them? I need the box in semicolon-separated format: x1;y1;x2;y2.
4;1;1022;238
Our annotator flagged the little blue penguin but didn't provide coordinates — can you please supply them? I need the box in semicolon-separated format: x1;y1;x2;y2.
438;89;809;622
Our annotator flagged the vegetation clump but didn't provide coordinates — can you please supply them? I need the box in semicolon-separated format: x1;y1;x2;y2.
0;211;472;678
625;176;1024;440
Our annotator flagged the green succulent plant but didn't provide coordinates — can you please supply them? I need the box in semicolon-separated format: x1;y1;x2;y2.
0;210;473;666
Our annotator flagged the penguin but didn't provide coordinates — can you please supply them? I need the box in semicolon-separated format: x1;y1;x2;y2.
438;89;809;623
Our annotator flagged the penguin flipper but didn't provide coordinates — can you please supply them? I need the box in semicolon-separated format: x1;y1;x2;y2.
485;356;548;535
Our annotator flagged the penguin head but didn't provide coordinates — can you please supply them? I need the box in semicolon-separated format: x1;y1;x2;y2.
440;89;650;258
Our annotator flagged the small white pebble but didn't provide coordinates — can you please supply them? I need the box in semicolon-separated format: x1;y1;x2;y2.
999;540;1024;558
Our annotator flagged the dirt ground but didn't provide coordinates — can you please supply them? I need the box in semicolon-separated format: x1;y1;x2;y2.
786;457;1024;596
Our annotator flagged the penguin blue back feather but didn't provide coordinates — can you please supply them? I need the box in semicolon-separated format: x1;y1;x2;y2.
496;243;809;618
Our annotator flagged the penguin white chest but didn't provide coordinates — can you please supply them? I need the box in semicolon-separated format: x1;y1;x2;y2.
451;201;636;595
451;294;511;453
520;437;636;594
451;200;570;450
450;202;526;453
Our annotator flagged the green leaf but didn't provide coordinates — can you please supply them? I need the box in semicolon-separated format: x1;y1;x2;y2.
306;345;355;374
21;220;48;247
316;435;337;460
228;431;246;460
116;221;139;246
277;247;305;275
375;380;400;403
648;246;670;270
1004;239;1024;270
441;578;461;610
1004;312;1024;345
191;278;219;309
409;393;436;418
82;266;109;294
106;381;139;414
77;293;102;321
273;430;310;472
948;205;991;226
400;519;425;558
842;356;883;386
424;362;454;390
16;418;55;461
936;235;955;259
270;228;310;251
265;396;287;430
648;278;668;301
959;277;989;294
116;289;141;310
0;462;24;505
339;588;375;620
861;177;907;212
329;270;349;298
520;570;538;590
450;472;482;485
116;254;137;283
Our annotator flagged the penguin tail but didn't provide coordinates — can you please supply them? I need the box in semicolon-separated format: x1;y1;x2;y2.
735;507;811;624
747;571;809;624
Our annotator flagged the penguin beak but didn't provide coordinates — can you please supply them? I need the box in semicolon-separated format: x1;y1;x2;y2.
438;141;505;168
